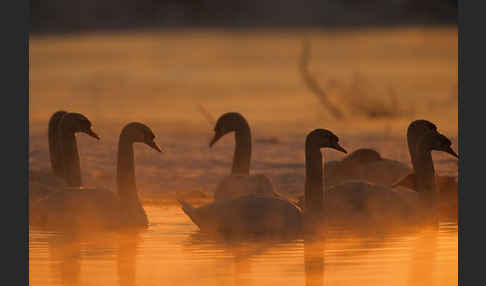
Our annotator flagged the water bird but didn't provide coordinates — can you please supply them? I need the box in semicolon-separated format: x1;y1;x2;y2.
320;120;458;225
30;122;161;229
297;120;458;215
324;148;411;187
178;129;347;235
30;111;100;205
210;112;279;201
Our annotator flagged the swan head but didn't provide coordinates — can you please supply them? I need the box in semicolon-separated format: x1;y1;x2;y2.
209;112;248;147
306;129;347;153
407;120;438;143
61;113;100;140
121;122;163;152
48;110;68;126
424;130;458;158
409;120;458;158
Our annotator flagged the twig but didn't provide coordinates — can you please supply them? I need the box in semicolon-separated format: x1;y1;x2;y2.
196;104;216;126
299;38;343;119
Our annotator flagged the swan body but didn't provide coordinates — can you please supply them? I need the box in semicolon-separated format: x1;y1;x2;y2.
214;174;278;201
392;173;458;217
324;148;412;187
210;112;278;201
321;120;458;222
30;122;161;229
179;195;302;235
324;181;421;225
179;129;347;235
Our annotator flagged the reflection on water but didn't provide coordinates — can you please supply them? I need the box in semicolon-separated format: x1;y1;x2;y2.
304;236;324;286
30;206;457;286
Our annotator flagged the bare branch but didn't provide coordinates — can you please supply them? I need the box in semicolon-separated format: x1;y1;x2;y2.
196;103;216;126
299;38;343;119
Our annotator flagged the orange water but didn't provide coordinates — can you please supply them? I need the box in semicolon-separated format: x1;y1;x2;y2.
30;206;457;286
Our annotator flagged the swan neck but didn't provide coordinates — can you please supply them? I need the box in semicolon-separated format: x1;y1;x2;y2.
116;135;140;204
59;129;82;187
48;118;63;177
232;123;251;175
305;146;324;215
411;141;436;195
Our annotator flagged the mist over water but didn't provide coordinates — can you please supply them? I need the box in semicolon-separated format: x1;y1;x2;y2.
29;27;457;285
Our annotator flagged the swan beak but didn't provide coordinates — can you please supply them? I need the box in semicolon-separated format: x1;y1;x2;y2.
85;129;100;140
148;140;163;153
333;143;347;154
444;146;458;158
209;132;223;148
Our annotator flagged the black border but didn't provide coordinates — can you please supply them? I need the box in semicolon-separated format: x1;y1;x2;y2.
3;0;29;285
457;0;462;283
458;1;486;286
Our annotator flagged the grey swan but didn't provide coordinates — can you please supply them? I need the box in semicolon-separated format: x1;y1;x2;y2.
30;112;100;204
30;122;162;229
178;129;347;235
210;112;279;201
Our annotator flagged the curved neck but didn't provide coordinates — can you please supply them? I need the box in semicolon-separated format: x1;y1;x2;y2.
48;115;65;177
116;135;141;205
305;145;324;216
410;139;436;198
232;123;251;175
58;129;82;187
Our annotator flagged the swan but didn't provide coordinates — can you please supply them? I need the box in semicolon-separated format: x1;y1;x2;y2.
323;121;444;188
178;129;347;235
324;148;412;187
210;112;279;201
56;112;101;187
30;112;100;204
392;119;457;189
297;120;457;205
321;120;458;224
391;120;458;216
30;111;69;189
30;122;162;229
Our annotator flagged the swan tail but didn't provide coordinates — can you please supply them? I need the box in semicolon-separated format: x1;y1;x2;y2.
177;199;202;228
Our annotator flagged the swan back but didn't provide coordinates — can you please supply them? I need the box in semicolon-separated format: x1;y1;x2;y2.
213;174;278;201
180;195;302;235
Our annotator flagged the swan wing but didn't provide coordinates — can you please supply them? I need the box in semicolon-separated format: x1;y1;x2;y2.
179;195;302;235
